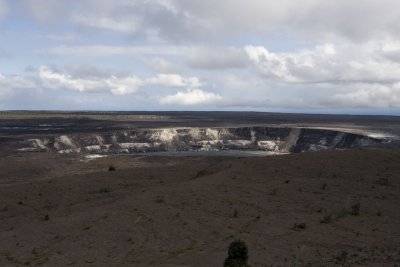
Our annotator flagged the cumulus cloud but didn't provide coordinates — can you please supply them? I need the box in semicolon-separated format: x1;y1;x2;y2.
321;83;400;109
160;89;222;105
147;74;201;88
39;66;202;95
2;68;400;109
245;41;400;84
39;65;141;95
4;0;400;112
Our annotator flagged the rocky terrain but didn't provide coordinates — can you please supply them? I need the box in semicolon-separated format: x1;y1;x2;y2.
0;111;400;266
0;148;399;266
13;127;383;155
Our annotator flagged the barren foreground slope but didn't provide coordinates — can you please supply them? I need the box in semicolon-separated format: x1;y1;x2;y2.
0;148;399;266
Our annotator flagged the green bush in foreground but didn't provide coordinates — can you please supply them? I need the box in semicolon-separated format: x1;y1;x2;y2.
224;240;249;267
351;203;361;216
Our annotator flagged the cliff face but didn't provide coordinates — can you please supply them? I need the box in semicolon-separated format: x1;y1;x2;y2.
16;127;381;154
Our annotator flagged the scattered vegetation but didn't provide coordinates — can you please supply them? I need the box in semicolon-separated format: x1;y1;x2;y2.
292;223;306;231
375;178;389;186
224;240;250;267
321;183;327;190
155;196;164;203
98;187;111;194
322;203;362;223
320;215;332;224
335;250;348;265
167;240;197;258
351;203;361;216
233;209;238;218
194;169;212;178
269;188;278;196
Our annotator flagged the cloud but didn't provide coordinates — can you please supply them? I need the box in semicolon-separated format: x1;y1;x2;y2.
0;73;37;89
45;45;192;57
160;89;222;105
0;73;38;102
18;0;398;43
73;14;138;33
173;0;400;43
12;0;400;45
2;68;400;110
321;83;400;109
39;65;141;95
142;57;179;73
3;0;400;112
34;33;77;41
20;0;70;23
39;66;202;95
245;40;400;84
147;74;201;88
45;45;247;71
187;47;249;70
215;73;265;91
63;64;110;79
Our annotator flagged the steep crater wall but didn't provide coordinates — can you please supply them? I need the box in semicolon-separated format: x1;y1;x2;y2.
16;127;382;155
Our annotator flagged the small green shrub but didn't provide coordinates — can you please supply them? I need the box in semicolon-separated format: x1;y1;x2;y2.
320;215;332;224
351;203;360;216
233;209;238;218
223;240;249;267
335;250;348;264
375;178;389;186
99;187;111;194
293;223;306;231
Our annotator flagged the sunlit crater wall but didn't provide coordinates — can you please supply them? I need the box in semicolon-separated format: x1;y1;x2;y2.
16;127;382;154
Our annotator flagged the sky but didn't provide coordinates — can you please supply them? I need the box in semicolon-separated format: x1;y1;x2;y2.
1;0;400;114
